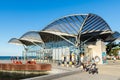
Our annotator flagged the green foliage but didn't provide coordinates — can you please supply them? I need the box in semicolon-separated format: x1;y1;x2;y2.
106;42;120;56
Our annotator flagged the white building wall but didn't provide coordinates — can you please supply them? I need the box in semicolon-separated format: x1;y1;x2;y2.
87;40;106;64
52;47;70;60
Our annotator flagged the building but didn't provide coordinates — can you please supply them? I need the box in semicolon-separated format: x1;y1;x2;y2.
9;13;120;64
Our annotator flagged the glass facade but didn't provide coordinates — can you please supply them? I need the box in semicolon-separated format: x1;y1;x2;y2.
25;35;78;62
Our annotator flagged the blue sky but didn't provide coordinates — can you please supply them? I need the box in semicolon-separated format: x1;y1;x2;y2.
0;0;120;56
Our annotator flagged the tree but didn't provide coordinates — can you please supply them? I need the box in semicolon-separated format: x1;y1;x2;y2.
106;42;120;56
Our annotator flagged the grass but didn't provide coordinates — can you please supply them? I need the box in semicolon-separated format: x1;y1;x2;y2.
0;71;48;80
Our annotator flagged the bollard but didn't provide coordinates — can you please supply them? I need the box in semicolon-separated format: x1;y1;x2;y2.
61;55;65;67
72;62;74;68
71;53;75;68
66;55;70;67
61;61;64;66
69;61;72;67
67;61;69;67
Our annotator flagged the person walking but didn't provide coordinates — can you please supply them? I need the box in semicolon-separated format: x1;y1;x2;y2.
80;54;86;71
113;56;116;63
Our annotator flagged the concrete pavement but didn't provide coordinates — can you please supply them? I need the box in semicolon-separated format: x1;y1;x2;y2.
24;60;120;80
53;60;120;80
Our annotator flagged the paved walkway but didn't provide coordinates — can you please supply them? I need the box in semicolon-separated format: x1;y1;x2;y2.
24;63;82;80
53;60;120;80
23;60;120;80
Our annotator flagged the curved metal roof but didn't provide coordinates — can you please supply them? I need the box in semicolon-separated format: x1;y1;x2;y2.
42;13;112;35
105;31;120;42
20;31;43;43
9;13;116;46
8;38;23;45
8;38;34;46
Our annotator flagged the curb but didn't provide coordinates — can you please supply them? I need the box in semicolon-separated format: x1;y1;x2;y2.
22;70;82;80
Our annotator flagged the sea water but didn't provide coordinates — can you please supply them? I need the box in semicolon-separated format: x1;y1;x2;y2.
0;56;23;60
0;56;37;60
